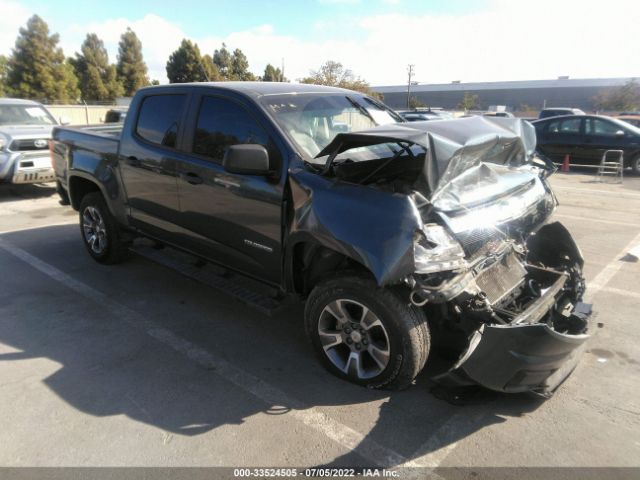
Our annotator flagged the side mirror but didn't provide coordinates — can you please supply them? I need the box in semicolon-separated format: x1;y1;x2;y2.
223;144;270;175
615;130;625;137
59;116;71;126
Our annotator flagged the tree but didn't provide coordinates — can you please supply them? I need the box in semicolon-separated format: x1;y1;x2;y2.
457;92;479;111
150;79;160;86
262;63;285;82
213;43;255;80
408;96;426;109
201;54;221;81
72;33;123;101
0;55;8;96
212;43;233;79
231;48;255;80
6;15;80;102
166;39;219;83
116;28;149;96
593;80;640;111
300;60;372;94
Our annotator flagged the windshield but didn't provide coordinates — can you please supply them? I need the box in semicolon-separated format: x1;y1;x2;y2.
0;104;56;126
259;93;400;158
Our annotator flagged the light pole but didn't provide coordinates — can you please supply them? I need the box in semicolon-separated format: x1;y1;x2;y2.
406;64;415;109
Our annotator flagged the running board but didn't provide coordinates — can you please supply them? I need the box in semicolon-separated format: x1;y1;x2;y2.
130;243;283;316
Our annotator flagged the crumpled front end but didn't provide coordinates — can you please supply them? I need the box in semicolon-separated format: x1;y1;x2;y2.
414;217;592;396
300;116;592;395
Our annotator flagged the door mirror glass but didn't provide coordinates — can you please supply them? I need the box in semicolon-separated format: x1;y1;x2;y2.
223;144;270;175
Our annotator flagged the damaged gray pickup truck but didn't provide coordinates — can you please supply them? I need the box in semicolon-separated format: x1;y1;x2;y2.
52;82;592;397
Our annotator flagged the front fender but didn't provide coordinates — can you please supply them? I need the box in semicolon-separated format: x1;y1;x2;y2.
286;166;422;286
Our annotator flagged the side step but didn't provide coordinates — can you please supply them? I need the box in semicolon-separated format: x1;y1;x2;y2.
130;242;283;316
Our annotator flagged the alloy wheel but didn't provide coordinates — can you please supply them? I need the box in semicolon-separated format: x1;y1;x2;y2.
317;299;391;380
82;206;108;255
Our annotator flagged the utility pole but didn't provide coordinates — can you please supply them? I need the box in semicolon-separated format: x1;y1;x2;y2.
406;64;415;109
281;58;285;82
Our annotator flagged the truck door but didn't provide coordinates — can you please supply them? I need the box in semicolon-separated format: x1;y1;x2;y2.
174;92;286;285
118;92;189;241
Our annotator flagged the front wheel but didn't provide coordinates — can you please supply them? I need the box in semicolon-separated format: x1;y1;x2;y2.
79;192;128;264
305;275;430;390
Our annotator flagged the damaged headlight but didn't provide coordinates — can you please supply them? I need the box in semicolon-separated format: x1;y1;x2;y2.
414;224;467;274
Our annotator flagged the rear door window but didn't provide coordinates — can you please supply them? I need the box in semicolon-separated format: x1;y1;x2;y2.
558;118;581;134
135;94;186;148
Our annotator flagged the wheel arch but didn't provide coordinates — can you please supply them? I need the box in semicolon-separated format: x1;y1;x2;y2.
285;237;376;297
68;174;110;213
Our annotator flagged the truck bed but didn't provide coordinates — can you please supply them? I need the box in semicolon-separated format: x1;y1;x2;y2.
52;124;121;158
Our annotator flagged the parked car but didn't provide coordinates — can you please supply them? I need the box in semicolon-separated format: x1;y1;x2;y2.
396;108;453;122
538;107;585;119
0;98;62;184
52;82;591;396
104;108;127;123
616;115;640;128
483;111;514;118
532;114;640;174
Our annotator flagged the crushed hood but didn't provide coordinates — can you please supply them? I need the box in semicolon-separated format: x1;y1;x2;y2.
315;116;539;206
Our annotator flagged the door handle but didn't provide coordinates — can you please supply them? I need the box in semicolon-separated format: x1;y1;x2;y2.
181;172;203;185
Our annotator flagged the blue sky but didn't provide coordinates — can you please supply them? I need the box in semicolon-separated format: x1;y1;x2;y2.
2;0;639;85
12;0;483;41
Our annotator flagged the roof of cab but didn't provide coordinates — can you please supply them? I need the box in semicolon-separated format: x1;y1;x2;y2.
137;81;356;98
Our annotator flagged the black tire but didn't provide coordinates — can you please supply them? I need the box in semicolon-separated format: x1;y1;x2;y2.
305;275;430;390
79;192;128;264
630;155;640;176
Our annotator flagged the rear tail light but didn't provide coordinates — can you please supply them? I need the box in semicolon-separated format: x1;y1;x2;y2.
48;139;55;168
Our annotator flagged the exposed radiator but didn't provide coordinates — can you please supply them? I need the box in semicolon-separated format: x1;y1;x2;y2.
475;253;527;305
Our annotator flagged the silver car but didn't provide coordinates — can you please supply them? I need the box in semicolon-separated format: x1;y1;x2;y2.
0;99;60;184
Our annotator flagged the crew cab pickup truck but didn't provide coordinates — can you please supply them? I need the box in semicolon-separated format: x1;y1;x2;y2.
52;82;592;396
0;98;61;184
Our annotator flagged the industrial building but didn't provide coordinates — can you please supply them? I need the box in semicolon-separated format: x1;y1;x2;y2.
372;77;636;112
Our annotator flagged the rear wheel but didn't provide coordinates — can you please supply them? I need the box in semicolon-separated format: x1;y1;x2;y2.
305;275;430;390
79;192;128;264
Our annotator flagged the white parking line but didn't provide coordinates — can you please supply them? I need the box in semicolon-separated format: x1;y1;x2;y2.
586;231;640;300
554;214;640;228
553;186;640;199
0;237;410;468
0;221;75;234
601;286;640;300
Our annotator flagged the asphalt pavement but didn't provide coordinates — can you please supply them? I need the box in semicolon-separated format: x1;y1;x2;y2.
0;173;638;476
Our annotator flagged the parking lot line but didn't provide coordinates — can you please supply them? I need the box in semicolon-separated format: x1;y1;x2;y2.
0;236;410;468
552;186;640;199
586;231;640;300
601;286;640;300
554;213;640;228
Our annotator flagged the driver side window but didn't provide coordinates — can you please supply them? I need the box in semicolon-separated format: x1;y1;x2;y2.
586;118;622;137
193;96;273;165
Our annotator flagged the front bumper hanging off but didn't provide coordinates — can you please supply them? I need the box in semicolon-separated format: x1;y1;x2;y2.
435;272;593;396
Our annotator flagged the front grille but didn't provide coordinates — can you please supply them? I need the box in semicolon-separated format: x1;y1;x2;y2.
475;253;527;304
9;139;49;151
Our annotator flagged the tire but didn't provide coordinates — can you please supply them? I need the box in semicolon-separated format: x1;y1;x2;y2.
305;275;430;390
79;192;128;264
630;155;640;176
